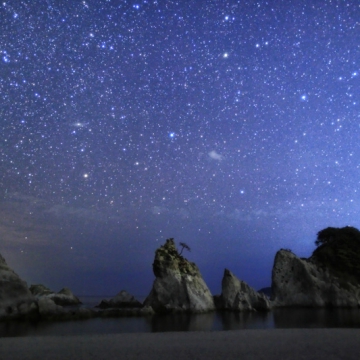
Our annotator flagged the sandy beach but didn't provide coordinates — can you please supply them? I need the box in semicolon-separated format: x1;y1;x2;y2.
1;329;359;360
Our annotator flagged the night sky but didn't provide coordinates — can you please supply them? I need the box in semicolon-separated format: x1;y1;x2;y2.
1;0;359;298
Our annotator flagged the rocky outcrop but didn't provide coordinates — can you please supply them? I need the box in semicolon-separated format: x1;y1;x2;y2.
0;253;37;320
96;290;142;309
0;251;152;321
30;284;82;306
144;238;215;313
216;269;271;311
36;297;94;320
271;249;360;307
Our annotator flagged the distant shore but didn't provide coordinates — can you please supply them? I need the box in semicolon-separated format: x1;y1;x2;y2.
1;329;360;360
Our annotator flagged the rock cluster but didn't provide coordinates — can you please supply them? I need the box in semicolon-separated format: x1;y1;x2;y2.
216;269;271;311
0;253;37;320
0;253;91;321
4;226;359;321
271;249;360;307
144;238;215;313
30;284;82;306
96;290;142;309
34;297;93;320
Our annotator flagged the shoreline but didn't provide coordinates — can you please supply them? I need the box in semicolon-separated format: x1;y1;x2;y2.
1;329;360;360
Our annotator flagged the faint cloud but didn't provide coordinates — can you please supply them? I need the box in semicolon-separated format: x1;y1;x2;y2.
227;209;253;222
177;208;190;219
151;205;168;215
46;204;110;222
223;208;271;222
0;194;54;246
208;150;224;161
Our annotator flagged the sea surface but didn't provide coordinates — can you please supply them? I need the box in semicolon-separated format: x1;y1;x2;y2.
2;296;360;337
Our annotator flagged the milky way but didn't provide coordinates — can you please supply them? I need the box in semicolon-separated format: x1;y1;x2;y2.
0;1;359;296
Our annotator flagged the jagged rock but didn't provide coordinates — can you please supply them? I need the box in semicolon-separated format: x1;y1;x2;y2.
37;298;64;316
96;290;142;309
0;252;36;320
30;284;82;306
216;269;271;311
37;298;96;320
56;287;82;306
144;238;215;313
29;284;53;296
140;305;155;315
271;249;360;307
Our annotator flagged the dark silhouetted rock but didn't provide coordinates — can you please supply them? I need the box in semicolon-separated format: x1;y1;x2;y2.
30;284;82;306
37;298;64;316
36;297;95;320
96;290;142;309
144;238;215;313
0;252;36;320
271;249;360;307
29;284;53;296
217;269;271;311
258;287;272;298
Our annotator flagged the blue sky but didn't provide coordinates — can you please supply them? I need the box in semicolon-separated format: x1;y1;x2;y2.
1;0;359;296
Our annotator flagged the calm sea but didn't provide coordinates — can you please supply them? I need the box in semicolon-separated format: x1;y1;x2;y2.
1;296;360;337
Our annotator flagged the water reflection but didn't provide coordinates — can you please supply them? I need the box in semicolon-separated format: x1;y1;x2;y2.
2;308;360;337
218;311;274;330
0;318;151;337
273;308;360;328
148;312;215;332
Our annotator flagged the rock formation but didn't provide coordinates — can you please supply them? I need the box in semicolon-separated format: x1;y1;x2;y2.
144;238;215;313
96;290;142;309
0;253;37;320
29;284;82;306
0;251;150;320
271;249;360;307
216;269;271;311
35;297;94;320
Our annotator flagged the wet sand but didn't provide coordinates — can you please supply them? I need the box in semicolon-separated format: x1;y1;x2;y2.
1;329;359;360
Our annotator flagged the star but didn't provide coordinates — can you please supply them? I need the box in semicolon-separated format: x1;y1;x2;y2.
0;0;358;298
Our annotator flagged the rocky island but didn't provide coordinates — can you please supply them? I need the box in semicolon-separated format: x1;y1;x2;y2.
215;269;271;311
144;238;215;313
1;226;360;322
272;226;360;307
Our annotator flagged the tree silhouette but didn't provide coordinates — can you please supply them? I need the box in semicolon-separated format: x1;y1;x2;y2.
315;227;338;246
179;242;191;255
315;226;360;247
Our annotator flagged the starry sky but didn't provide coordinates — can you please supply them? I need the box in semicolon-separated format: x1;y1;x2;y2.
0;0;359;297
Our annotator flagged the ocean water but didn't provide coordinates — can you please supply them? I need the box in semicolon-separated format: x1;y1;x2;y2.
1;296;360;337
